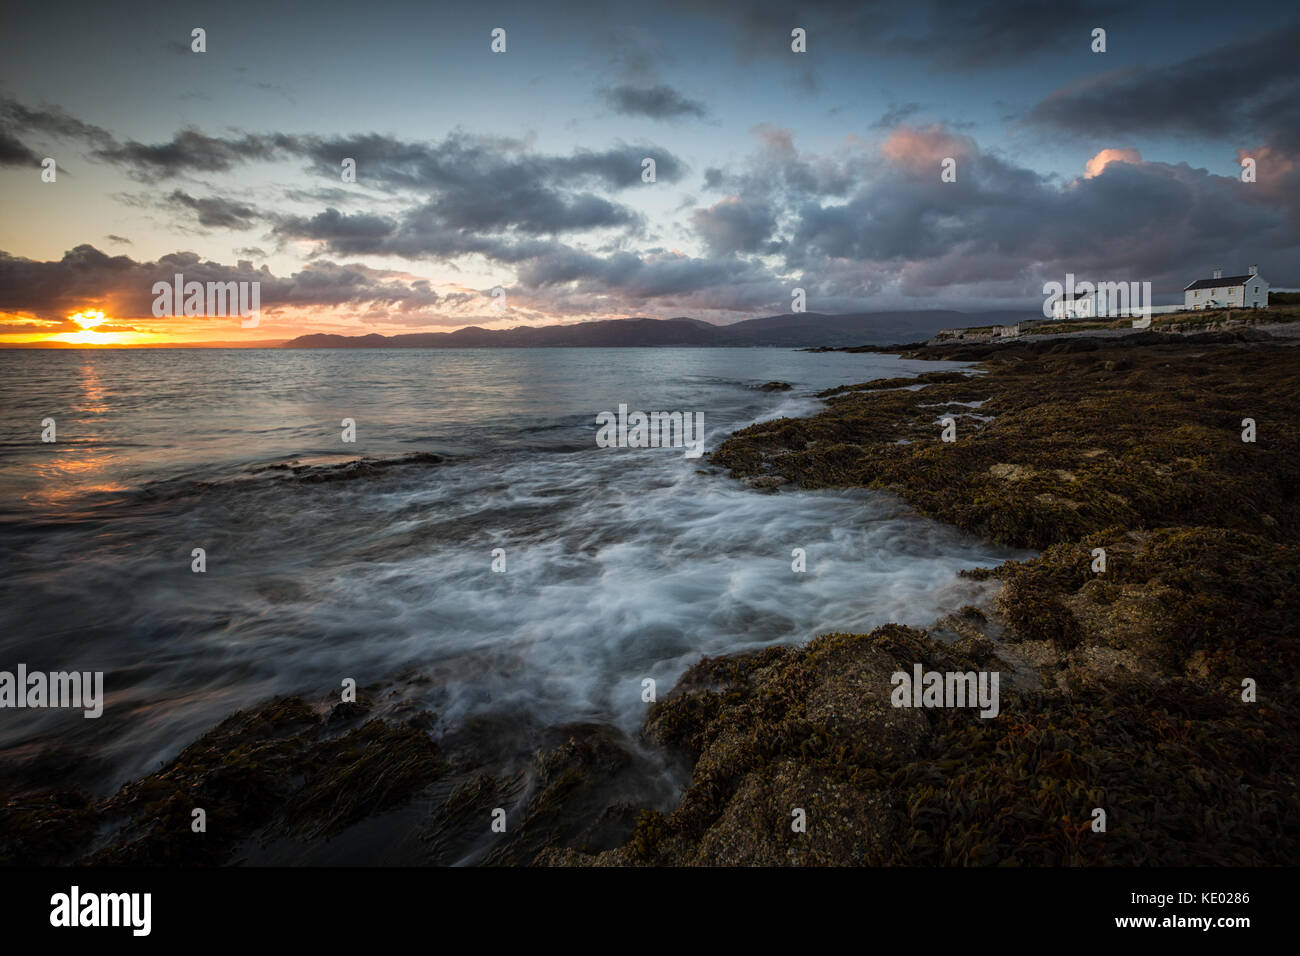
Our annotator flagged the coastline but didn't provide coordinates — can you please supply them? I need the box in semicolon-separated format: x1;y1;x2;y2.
560;329;1299;864
557;329;1298;865
4;332;1297;866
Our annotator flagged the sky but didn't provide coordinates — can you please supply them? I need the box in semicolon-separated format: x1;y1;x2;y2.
1;0;1297;345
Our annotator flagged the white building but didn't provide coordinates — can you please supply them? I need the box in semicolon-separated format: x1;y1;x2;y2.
1184;266;1268;310
1051;291;1095;320
1049;281;1153;319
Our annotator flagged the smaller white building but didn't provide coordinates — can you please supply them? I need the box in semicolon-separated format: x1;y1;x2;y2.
1184;266;1268;310
1051;291;1095;320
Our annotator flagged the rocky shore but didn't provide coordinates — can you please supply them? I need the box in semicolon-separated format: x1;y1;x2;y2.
4;331;1297;866
548;331;1300;865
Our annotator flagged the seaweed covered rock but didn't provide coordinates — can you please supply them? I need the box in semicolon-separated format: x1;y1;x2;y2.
552;340;1300;867
994;527;1300;687
711;341;1300;689
0;696;444;865
713;342;1300;550
550;625;1299;866
2;694;665;867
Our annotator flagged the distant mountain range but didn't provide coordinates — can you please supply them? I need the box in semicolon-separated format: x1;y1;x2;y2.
280;310;1038;349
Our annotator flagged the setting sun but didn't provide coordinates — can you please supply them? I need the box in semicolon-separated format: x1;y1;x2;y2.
71;309;107;330
0;307;266;347
55;310;122;345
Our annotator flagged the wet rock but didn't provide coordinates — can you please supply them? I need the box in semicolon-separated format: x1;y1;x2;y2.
1;696;445;865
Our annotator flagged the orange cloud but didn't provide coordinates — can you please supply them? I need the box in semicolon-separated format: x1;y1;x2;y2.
1237;145;1297;187
879;126;976;180
1084;147;1142;178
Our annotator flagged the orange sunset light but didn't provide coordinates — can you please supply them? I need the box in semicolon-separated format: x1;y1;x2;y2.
53;310;128;345
73;309;107;330
22;309;168;346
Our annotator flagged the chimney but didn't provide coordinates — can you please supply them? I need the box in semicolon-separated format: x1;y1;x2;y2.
1213;268;1222;279
1249;264;1258;276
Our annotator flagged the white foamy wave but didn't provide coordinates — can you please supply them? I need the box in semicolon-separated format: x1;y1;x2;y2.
0;348;1018;792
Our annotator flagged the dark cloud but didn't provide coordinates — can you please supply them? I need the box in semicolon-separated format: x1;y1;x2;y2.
271;209;397;252
782;126;1300;293
662;0;1129;72
1027;20;1300;151
65;119;687;196
289;133;685;194
0;245;152;319
272;204;591;264
8;103;682;244
894;0;1125;71
166;190;260;229
430;185;639;234
264;200;788;312
511;245;785;313
601;84;708;119
0;99;291;181
0;98;109;168
687;123;854;237
0;245;453;320
1;98;688;289
92;130;290;181
265;135;679;251
691;196;780;255
0;127;40;166
0;98;115;148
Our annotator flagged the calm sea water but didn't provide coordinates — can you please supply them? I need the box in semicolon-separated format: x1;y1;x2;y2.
0;347;1027;810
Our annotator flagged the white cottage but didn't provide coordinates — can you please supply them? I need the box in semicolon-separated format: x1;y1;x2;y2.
1184;266;1268;310
1051;291;1095;320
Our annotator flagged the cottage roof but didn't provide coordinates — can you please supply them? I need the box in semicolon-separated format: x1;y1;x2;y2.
1185;275;1254;291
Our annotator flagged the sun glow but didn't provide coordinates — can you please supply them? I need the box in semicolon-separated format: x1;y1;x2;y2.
71;309;107;330
32;309;168;346
50;310;117;344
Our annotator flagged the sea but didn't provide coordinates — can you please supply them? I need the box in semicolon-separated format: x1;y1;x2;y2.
0;347;1029;860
